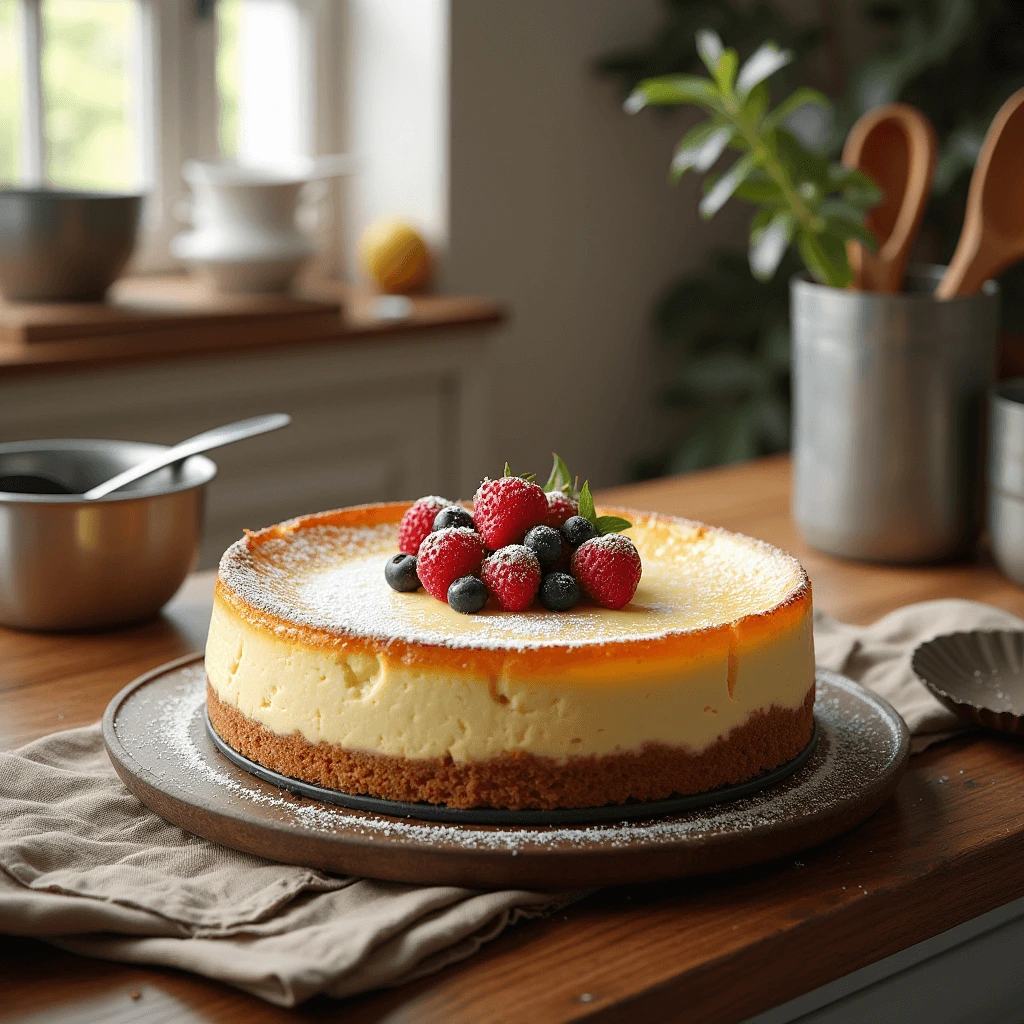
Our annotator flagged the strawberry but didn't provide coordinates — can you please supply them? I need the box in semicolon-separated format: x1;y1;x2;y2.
398;495;452;555
473;476;549;549
571;534;642;610
416;528;485;602
544;490;578;529
481;545;541;611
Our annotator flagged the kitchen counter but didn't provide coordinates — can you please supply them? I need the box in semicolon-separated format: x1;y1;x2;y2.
3;454;1024;1022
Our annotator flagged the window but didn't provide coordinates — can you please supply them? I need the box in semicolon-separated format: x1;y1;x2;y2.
0;0;344;273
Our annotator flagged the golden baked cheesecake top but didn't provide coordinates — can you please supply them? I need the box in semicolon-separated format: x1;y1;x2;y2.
216;502;810;659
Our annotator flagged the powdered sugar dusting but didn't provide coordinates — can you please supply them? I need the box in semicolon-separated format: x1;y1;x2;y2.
122;666;903;855
218;514;806;651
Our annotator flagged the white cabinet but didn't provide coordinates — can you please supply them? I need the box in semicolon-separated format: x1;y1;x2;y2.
0;330;493;567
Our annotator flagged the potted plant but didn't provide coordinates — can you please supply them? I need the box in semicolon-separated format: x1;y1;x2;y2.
626;31;1000;562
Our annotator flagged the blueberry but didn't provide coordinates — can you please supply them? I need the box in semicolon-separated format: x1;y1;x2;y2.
561;515;596;548
540;572;580;612
448;575;489;614
385;553;421;592
524;524;562;566
433;505;475;531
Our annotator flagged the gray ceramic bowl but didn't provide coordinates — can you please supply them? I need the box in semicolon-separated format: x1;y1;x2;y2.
0;439;216;631
0;189;143;301
911;630;1024;736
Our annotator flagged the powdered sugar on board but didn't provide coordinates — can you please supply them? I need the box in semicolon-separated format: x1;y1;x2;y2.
218;516;806;651
118;665;905;856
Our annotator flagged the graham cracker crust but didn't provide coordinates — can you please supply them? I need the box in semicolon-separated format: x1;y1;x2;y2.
206;681;815;811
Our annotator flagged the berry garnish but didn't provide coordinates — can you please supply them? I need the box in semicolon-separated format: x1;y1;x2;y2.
481;544;542;611
539;571;580;611
571;534;642;610
433;505;475;532
448;575;489;614
523;524;562;567
398;495;451;555
561;515;597;548
384;553;420;592
473;474;549;549
416;527;486;602
544;490;578;528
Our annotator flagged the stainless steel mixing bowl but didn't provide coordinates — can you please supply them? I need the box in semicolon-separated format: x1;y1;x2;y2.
0;440;216;631
0;189;143;301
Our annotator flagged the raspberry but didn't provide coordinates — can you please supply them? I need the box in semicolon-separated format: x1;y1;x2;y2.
473;476;549;549
416;528;485;601
398;495;451;555
545;491;578;529
571;534;642;610
481;544;541;611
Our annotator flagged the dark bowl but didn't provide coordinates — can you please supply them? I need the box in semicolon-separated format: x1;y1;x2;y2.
0;189;143;302
911;631;1024;736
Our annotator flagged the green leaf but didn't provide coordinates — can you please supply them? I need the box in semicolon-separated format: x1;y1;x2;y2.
544;453;572;493
741;81;771;124
503;462;512;477
714;48;739;94
595;515;633;536
700;153;757;219
625;75;720;114
824;216;878;253
797;229;851;288
818;197;870;224
671;121;734;179
749;211;795;281
736;42;792;97
762;87;831;132
578;481;596;525
695;29;724;76
733;168;785;203
829;165;884;208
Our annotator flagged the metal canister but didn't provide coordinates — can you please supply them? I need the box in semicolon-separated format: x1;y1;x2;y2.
989;380;1024;585
791;266;999;563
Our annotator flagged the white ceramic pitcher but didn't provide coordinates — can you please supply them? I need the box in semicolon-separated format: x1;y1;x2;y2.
171;155;353;294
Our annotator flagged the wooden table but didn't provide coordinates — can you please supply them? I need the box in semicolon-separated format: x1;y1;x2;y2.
4;454;1024;1022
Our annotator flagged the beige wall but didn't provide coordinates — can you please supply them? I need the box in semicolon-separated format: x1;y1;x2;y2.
442;0;748;489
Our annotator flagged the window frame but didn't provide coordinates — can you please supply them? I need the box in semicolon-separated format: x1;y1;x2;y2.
13;0;346;277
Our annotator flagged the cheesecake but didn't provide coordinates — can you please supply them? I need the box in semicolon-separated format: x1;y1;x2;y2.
205;503;816;810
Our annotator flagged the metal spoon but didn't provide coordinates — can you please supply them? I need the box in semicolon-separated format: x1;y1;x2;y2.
82;413;291;500
842;102;938;294
936;87;1024;298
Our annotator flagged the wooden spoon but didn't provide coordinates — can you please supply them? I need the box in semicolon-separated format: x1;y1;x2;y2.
936;87;1024;298
842;103;938;293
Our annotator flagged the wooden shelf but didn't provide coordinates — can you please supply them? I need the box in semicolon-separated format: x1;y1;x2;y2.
0;275;504;378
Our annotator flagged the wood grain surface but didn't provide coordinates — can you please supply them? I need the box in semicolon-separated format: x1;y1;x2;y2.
3;454;1024;1023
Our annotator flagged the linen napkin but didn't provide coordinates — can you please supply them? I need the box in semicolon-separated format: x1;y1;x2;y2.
815;598;1024;753
0;725;580;1006
1;598;1018;1005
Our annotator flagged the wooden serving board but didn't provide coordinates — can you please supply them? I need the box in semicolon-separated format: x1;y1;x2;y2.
103;655;910;889
0;274;342;347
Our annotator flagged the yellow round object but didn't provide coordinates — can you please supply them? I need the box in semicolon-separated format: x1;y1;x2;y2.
357;219;433;294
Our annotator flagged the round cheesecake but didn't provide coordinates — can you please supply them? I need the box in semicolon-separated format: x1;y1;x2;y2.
205;503;816;810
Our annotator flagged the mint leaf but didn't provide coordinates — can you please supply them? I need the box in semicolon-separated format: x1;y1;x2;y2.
578;481;596;525
595;515;633;535
543;452;572;493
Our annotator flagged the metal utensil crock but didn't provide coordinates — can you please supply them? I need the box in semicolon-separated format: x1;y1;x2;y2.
791;266;999;563
0;440;216;631
989;380;1024;585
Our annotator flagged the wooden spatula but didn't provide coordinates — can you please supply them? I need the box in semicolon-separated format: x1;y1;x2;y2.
842;103;938;293
936;87;1024;299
